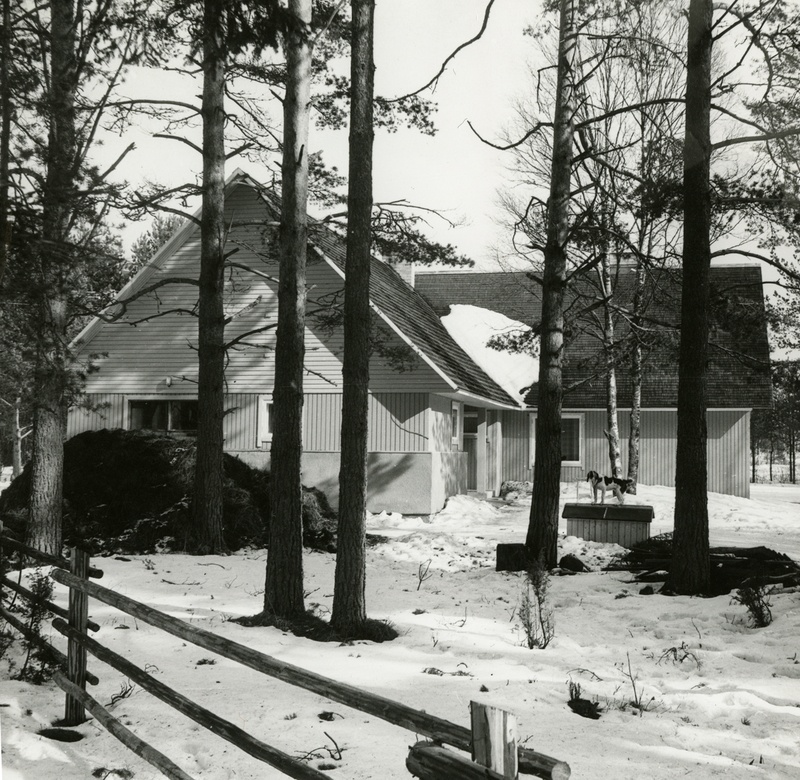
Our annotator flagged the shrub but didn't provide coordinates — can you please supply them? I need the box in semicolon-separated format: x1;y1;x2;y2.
732;581;775;628
518;554;554;649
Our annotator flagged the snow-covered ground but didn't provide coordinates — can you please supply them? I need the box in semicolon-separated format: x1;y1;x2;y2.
2;481;799;780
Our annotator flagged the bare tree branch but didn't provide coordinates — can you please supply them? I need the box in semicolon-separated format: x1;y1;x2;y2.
391;0;497;101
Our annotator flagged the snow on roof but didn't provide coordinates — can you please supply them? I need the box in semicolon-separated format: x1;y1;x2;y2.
440;304;539;406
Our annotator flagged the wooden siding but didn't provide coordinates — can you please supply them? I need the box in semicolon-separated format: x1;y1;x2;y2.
500;411;532;483
75;185;448;398
429;394;452;452
69;391;430;455
67;394;127;436
565;517;651;546
707;409;750;498
499;408;751;498
367;393;429;452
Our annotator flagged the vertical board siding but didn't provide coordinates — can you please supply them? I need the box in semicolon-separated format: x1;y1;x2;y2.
500;411;532;482
223;393;259;451
429;394;451;452
707;409;750;498
367;393;428;452
303;393;429;453
67;394;126;437
637;411;677;489
500;407;748;498
304;394;342;452
566;518;651;546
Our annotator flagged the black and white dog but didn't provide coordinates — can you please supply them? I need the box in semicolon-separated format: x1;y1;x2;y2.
586;470;633;505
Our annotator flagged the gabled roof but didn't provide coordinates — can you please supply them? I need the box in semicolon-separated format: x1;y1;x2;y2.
76;171;523;410
252;188;524;409
416;265;772;410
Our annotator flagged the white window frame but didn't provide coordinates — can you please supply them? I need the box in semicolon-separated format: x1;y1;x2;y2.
451;401;462;449
125;396;199;434
529;412;584;468
256;394;273;448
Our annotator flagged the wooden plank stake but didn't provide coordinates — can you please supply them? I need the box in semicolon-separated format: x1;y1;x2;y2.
471;701;518;779
407;741;508;780
64;546;89;725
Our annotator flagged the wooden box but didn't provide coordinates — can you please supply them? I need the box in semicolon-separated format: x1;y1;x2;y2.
561;503;653;547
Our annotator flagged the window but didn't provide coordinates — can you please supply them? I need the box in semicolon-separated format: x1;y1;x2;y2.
256;395;274;448
463;409;479;436
529;413;584;467
129;400;198;434
451;401;462;448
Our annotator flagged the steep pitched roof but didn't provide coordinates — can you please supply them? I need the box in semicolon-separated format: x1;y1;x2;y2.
310;228;523;408
75;171;523;409
416;265;772;409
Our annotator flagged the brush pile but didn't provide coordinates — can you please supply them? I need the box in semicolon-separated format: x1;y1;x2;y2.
0;429;336;555
607;533;800;595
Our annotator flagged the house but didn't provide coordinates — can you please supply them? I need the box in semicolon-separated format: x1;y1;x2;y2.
68;171;771;514
415;264;772;499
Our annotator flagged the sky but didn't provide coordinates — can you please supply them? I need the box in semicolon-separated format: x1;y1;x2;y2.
111;0;545;267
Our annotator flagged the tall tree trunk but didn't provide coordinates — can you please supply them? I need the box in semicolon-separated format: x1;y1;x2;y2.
13;397;23;477
264;0;312;618
0;0;11;286
331;0;375;635
28;0;77;555
627;258;645;493
600;255;622;477
193;0;228;554
526;0;577;568
669;0;712;595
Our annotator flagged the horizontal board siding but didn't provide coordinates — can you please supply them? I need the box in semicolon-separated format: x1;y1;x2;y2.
78;184;447;397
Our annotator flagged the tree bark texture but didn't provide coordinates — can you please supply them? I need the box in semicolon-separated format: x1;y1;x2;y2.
331;0;375;634
28;0;77;555
601;256;622;477
0;0;12;286
12;397;23;477
526;0;577;569
670;0;712;594
265;0;312;618
626;260;645;492
193;0;228;554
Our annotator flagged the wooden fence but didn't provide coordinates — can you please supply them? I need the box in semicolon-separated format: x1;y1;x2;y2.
0;532;570;780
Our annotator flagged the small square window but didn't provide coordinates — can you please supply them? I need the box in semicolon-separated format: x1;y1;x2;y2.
463;410;479;435
530;413;583;467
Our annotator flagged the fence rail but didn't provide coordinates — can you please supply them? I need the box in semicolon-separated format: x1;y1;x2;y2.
2;533;570;780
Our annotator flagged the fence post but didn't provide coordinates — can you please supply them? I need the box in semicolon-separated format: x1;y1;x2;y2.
470;701;518;779
64;546;89;725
